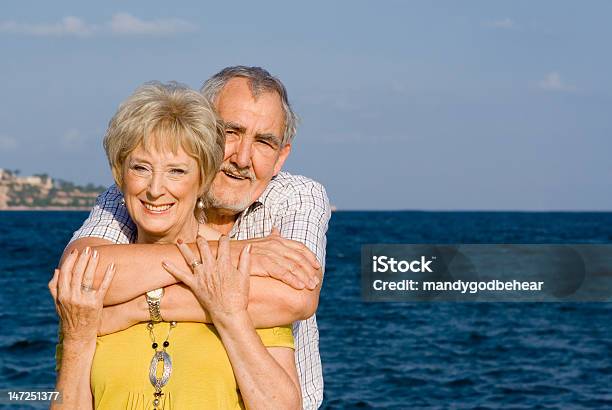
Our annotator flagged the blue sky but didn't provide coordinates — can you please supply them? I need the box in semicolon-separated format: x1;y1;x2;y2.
1;1;611;210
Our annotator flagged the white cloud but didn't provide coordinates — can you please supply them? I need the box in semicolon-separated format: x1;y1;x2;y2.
0;135;18;150
538;72;576;92
109;13;197;35
0;13;197;37
484;18;516;29
0;16;94;37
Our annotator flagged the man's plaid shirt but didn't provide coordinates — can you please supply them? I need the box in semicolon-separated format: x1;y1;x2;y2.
70;171;331;409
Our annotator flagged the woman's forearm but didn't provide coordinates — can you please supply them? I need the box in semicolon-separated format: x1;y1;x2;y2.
213;312;301;410
52;339;96;410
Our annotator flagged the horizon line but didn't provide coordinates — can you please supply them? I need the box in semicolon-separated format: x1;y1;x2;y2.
2;208;611;213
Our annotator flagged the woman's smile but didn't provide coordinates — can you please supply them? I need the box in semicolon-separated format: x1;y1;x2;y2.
140;200;175;214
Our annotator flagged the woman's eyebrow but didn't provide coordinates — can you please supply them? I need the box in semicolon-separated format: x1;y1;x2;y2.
128;156;150;163
128;157;190;167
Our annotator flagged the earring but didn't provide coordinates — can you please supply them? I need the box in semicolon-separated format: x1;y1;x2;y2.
120;197;125;206
196;198;207;223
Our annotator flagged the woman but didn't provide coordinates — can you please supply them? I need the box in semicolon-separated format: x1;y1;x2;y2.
49;81;301;409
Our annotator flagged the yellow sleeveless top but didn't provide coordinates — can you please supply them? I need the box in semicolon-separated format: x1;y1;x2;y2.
56;322;294;409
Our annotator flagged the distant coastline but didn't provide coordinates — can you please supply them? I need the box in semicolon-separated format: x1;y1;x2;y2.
0;168;104;210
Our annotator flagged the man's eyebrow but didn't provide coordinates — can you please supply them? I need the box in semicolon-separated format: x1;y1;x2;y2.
223;121;282;147
223;121;246;133
255;133;282;147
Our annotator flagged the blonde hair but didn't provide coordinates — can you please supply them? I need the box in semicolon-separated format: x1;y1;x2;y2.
103;81;224;194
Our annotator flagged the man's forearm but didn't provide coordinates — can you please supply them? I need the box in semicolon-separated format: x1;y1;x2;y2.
67;237;290;306
162;277;320;327
248;276;321;325
65;240;179;305
67;237;320;307
66;239;222;306
100;275;321;334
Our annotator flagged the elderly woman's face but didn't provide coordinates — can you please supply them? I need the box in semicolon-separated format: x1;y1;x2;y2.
122;143;201;242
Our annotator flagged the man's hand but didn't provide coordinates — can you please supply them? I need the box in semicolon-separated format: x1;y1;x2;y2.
235;228;321;290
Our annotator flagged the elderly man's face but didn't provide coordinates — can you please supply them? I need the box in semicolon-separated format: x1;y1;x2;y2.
205;77;291;214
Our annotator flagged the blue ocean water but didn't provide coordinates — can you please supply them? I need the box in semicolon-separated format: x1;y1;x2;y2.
0;211;611;409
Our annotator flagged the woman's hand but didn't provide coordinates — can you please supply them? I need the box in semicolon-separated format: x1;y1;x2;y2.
48;247;116;343
49;248;115;410
161;235;251;323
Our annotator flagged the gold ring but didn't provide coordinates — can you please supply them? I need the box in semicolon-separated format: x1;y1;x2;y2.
190;260;202;269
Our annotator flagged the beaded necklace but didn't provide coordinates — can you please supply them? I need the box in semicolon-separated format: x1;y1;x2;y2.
145;222;200;409
147;320;176;409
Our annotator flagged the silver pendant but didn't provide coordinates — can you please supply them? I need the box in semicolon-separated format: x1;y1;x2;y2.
149;351;172;389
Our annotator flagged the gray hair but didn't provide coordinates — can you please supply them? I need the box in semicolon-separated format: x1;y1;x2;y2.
200;66;298;147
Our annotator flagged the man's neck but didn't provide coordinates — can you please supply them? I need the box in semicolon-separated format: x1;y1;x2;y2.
205;209;239;236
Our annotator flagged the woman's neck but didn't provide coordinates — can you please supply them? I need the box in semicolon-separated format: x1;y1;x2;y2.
136;217;200;244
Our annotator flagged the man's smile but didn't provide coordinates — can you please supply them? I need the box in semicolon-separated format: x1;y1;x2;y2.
222;170;249;181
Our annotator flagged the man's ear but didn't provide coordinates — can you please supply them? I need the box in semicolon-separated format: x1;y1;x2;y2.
273;144;291;176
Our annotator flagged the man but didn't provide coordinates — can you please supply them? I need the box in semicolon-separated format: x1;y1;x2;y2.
65;66;330;409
